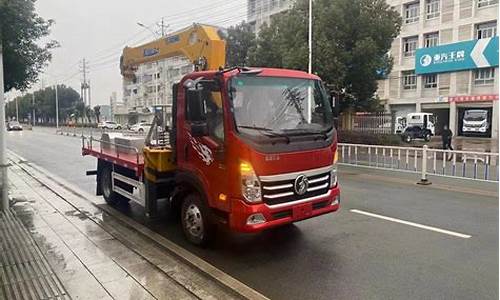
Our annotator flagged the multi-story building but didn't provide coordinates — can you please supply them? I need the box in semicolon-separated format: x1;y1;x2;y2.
247;0;292;32
122;56;193;125
377;0;498;138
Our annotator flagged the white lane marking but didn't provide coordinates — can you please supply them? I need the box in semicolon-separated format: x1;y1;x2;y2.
350;209;472;239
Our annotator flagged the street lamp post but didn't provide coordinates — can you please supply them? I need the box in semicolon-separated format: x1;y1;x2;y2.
0;36;8;210
54;84;59;128
15;96;19;121
308;0;313;74
137;22;159;37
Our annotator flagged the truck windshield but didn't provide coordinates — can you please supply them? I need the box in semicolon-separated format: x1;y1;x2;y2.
230;76;333;137
464;110;487;121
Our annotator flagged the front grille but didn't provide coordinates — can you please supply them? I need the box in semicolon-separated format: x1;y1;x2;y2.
260;166;331;206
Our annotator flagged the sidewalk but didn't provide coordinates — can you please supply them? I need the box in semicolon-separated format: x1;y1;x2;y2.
1;155;252;300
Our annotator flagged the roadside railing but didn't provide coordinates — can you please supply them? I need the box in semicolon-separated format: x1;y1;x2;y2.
338;143;499;182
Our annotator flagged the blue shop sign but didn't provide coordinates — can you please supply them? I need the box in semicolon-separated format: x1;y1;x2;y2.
415;36;498;74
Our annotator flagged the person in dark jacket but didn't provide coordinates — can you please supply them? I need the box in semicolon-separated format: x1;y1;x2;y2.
442;125;453;151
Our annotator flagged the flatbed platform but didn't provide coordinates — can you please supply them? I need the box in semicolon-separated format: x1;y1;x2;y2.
82;136;144;176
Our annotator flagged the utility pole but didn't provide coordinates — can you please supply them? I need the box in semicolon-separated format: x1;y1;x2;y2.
80;58;90;123
0;33;9;210
88;80;91;108
308;0;313;74
54;84;59;128
80;58;90;105
160;18;165;37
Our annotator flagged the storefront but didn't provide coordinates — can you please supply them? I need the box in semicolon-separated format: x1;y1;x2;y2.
415;36;498;139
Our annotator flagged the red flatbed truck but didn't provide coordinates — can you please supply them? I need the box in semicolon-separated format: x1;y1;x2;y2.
83;66;340;245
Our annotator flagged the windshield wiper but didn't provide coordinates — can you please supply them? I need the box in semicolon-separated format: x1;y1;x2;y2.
237;125;274;131
238;125;291;143
282;127;332;140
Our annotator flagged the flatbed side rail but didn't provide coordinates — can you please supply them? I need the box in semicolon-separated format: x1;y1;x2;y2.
82;136;143;173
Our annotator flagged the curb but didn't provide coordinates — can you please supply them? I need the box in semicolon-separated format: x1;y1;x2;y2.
7;150;269;300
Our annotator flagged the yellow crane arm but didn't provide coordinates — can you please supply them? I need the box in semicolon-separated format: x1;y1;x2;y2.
120;23;226;79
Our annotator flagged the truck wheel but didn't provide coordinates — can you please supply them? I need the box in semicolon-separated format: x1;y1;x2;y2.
101;166;119;205
424;132;431;142
181;194;214;246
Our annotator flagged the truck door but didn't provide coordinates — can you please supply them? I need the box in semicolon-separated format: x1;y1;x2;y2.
177;80;229;212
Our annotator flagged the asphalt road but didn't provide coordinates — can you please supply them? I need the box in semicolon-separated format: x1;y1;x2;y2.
7;128;499;300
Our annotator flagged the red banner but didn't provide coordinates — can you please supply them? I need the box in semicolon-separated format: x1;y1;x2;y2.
448;94;499;103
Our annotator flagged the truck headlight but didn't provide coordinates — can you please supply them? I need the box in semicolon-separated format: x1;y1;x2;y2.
240;161;261;203
330;149;338;188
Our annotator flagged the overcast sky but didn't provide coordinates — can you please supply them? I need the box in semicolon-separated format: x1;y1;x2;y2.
8;0;247;105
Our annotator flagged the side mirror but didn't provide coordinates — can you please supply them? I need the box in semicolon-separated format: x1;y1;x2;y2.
191;122;208;137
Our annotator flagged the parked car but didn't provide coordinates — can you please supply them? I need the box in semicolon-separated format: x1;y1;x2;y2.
6;121;22;131
401;125;432;143
129;121;151;133
97;121;122;130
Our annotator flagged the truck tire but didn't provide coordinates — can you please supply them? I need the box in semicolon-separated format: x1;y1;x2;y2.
181;193;214;246
101;165;119;205
403;134;412;143
424;131;431;142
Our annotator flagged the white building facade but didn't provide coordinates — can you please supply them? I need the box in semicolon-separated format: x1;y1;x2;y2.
121;56;193;125
377;0;498;138
247;0;292;32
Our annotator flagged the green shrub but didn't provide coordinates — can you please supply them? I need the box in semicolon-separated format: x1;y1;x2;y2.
338;130;402;146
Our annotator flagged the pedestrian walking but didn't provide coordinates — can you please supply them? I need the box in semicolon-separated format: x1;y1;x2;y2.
442;125;453;160
442;125;453;150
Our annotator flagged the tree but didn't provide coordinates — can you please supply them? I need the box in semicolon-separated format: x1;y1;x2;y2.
225;21;256;67
249;0;401;111
6;85;81;124
0;0;58;92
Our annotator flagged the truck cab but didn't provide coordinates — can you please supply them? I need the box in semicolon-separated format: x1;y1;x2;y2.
462;109;489;135
401;112;436;142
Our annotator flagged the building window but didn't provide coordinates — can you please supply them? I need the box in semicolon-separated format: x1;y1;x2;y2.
403;36;418;57
474;68;495;85
477;0;498;7
402;70;417;89
249;0;256;15
424;32;439;47
404;2;420;24
424;74;438;88
425;0;440;19
476;22;497;39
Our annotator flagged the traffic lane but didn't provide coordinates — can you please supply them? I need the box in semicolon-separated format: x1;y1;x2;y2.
339;165;498;238
153;202;496;300
6;129;97;193
7;130;499;299
140;171;497;299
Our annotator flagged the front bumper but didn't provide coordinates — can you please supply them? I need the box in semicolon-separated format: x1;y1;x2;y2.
229;186;340;233
463;127;487;133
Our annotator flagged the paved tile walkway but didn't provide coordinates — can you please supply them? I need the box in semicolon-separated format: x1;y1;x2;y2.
1;157;242;300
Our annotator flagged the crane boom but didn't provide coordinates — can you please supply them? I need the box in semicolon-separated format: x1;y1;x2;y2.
120;23;226;79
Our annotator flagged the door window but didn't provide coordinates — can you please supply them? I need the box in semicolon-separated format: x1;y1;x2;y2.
185;84;225;142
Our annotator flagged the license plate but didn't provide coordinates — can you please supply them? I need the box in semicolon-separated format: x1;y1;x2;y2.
293;203;313;220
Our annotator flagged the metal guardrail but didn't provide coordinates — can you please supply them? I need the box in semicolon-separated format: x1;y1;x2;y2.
338;143;499;182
